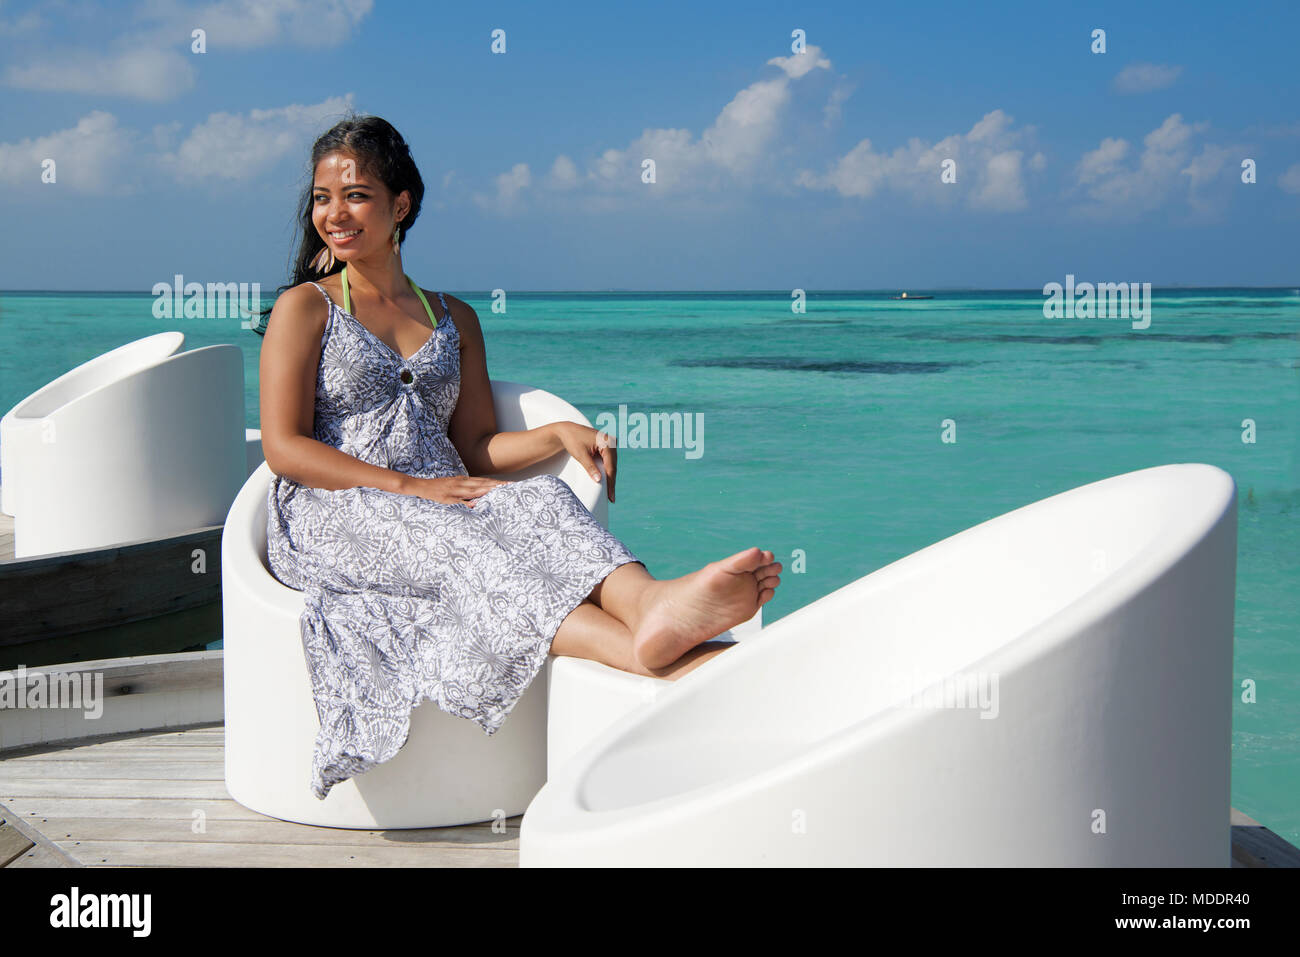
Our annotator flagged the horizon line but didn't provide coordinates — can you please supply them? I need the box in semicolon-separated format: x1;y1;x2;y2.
3;284;1298;295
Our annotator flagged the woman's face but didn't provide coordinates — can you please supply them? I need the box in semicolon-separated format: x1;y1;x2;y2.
311;151;408;263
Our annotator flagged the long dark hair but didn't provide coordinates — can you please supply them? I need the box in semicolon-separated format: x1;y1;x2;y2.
251;112;426;335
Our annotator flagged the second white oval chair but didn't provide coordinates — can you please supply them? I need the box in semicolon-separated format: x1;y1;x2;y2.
1;332;184;518
5;335;245;558
519;463;1238;867
223;380;616;828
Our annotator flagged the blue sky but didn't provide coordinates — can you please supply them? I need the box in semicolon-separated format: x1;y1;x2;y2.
1;0;1297;290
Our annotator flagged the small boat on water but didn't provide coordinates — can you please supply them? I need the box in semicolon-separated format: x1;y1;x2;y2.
890;292;934;300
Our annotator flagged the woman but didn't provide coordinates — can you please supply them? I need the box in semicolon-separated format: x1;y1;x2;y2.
255;114;782;799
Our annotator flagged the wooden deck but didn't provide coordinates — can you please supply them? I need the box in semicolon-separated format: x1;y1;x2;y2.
0;724;520;867
0;492;223;670
0;506;13;561
0;722;1296;867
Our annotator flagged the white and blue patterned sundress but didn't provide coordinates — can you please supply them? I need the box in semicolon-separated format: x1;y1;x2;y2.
265;279;641;800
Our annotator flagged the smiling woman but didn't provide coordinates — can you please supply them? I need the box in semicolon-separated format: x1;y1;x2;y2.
250;111;782;800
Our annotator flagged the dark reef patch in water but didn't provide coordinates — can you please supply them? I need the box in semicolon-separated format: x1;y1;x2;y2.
751;318;855;326
896;332;1102;345
673;357;960;374
896;330;1296;346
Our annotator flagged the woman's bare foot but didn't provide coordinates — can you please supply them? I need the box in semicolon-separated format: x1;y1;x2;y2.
631;547;781;670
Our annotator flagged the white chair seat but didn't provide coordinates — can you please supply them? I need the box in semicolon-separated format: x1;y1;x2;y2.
520;463;1238;866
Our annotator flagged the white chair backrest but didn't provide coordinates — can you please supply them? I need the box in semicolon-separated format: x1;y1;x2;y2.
2;332;185;517
13;343;244;557
574;463;1236;810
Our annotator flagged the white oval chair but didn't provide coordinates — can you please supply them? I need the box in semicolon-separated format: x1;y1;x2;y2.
4;337;245;559
2;332;184;518
224;380;620;828
519;463;1239;867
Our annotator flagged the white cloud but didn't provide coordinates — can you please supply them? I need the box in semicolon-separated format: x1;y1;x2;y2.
475;44;834;212
3;48;196;101
700;75;793;173
546;155;579;190
156;94;355;184
1112;62;1183;94
1070;113;1237;216
1280;163;1300;195
1076;136;1129;185
972;150;1027;210
132;0;373;49
823;81;852;127
766;46;832;80
0;110;132;193
795;109;1040;211
1180;144;1234;189
0;6;44;35
0;94;366;196
473;162;531;212
1;1;372;102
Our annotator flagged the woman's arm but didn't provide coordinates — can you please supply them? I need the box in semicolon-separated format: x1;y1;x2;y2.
259;283;414;494
445;296;566;475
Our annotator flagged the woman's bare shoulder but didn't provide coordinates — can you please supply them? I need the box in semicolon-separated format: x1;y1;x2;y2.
266;281;330;344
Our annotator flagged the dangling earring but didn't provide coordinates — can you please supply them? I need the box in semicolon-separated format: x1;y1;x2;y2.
311;244;335;273
392;223;401;254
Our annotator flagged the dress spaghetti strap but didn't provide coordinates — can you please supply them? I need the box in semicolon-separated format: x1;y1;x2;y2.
306;281;332;308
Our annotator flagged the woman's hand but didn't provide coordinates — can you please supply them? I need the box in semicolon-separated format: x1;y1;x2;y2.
551;422;618;503
403;475;512;508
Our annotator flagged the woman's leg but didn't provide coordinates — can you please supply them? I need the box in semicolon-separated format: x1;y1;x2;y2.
583;547;783;671
551;597;735;680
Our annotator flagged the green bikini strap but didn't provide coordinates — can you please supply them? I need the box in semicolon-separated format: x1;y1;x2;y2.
340;263;437;326
407;278;438;327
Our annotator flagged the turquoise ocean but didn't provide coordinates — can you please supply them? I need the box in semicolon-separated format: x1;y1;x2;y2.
1;287;1296;844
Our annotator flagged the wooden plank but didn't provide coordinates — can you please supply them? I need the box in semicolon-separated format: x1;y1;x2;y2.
0;651;222;698
1230;807;1261;827
62;840;517;867
0;778;232;800
0;820;34;867
6;842;76;867
0;502;13;563
25;816;520;849
1;602;222;672
1;796;275;823
0;705;224;754
81;651;222;697
8;745;224;762
0;523;224;645
1231;823;1300;868
0;800;81;866
0;759;225;780
16;727;226;752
